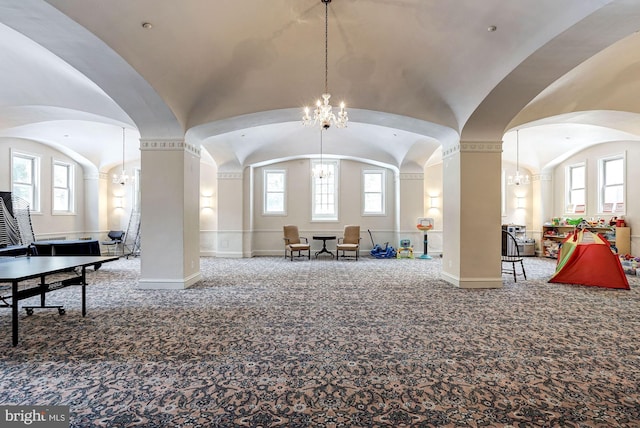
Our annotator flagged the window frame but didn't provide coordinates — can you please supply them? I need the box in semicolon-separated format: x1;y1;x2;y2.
263;169;287;216
11;150;41;213
311;159;339;221
598;154;625;215
52;159;75;214
362;169;385;216
565;162;586;215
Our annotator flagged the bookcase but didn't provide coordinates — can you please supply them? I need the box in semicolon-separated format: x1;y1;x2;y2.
542;225;630;258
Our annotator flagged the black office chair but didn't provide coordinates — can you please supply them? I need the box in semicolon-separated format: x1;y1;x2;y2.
501;230;526;282
101;230;124;256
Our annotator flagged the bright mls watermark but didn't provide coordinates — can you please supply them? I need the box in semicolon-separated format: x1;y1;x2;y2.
1;406;69;427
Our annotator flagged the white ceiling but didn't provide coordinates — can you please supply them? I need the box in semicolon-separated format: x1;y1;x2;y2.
1;0;640;175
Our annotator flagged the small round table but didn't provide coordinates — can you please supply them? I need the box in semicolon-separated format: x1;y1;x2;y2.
313;235;336;258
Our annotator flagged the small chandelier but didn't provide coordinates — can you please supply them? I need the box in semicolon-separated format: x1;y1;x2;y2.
313;129;331;179
508;129;530;186
112;127;129;186
302;0;348;130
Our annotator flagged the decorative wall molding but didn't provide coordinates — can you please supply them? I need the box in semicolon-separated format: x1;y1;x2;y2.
443;141;503;159
217;172;243;180
399;173;424;180
442;143;460;158
532;173;552;182
140;139;201;157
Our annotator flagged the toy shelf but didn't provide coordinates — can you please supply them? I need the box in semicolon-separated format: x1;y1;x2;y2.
542;225;630;258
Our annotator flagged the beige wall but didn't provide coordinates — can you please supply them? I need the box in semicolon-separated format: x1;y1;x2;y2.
6;138;637;259
424;163;443;254
552;141;639;254
0;138;89;240
249;158;398;256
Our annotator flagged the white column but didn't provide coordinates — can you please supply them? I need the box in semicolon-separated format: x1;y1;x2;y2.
531;171;553;254
138;139;202;289
83;171;100;238
216;171;245;257
398;172;425;254
441;140;503;289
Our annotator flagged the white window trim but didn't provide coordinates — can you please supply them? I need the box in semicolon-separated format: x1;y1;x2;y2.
311;159;339;222
263;169;287;216
11;149;41;213
598;153;626;215
362;169;386;216
565;161;586;215
52;159;75;215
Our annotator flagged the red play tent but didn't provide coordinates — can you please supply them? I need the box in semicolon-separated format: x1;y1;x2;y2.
549;228;629;289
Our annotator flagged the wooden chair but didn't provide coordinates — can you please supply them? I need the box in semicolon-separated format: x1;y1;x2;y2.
283;225;310;261
501;230;526;281
337;225;361;260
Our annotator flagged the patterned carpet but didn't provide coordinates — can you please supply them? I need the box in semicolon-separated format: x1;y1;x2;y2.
1;255;640;427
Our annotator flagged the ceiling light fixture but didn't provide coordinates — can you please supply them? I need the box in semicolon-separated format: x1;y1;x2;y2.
112;127;130;186
313;129;331;179
508;129;530;186
302;0;348;130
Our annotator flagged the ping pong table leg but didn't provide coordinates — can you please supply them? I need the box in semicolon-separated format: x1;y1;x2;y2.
12;281;18;346
81;266;87;317
40;274;47;307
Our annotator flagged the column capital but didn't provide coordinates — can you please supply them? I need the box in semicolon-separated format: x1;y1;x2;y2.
399;173;424;181
83;172;100;181
217;172;243;180
140;139;200;157
532;173;552;182
443;140;503;159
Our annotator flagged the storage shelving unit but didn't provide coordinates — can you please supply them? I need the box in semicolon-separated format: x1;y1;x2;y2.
542;225;630;258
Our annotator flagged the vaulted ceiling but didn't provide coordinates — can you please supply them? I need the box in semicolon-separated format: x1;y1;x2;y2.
1;0;640;175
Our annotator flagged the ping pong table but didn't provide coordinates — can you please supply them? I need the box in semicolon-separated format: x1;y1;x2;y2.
0;255;119;346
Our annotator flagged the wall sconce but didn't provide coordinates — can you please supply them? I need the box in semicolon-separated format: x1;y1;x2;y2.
429;196;439;209
516;196;526;209
201;195;213;210
114;196;124;209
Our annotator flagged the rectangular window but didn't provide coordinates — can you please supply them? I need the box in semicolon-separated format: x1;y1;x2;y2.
363;170;385;215
53;161;74;213
312;160;338;221
264;169;286;214
12;151;40;212
600;155;625;213
566;163;585;213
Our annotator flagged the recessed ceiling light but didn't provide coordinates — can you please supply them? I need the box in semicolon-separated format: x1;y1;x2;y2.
142;22;153;29
487;25;497;32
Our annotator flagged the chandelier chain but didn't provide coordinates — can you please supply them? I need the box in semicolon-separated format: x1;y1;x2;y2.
324;0;328;94
509;129;529;186
516;129;519;172
113;126;130;186
302;0;348;130
122;127;126;173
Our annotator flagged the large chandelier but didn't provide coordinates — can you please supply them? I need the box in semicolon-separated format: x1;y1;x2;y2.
112;127;130;186
302;0;348;130
508;129;530;186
